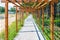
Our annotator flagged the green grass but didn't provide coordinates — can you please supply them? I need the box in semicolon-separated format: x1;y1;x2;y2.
0;13;27;40
38;25;50;40
0;20;23;40
34;17;60;40
33;16;51;40
8;21;23;40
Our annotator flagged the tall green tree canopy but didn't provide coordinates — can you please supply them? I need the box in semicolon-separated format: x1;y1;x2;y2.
0;6;5;13
10;7;16;12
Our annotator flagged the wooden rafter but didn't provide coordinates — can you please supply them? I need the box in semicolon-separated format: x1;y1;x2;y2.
52;0;58;3
35;0;44;8
35;0;49;9
24;0;30;3
32;2;37;8
31;0;37;2
9;0;20;6
38;2;47;9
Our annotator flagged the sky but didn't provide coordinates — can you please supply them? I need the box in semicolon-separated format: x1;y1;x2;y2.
0;0;14;10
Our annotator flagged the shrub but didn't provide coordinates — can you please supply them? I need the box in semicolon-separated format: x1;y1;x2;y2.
55;20;60;27
44;20;50;26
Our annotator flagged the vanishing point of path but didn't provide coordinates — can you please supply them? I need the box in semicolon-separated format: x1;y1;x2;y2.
14;15;45;40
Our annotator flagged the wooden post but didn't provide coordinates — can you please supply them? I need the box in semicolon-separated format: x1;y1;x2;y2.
35;10;37;19
19;8;21;24
50;1;54;40
20;10;22;24
38;9;40;25
22;11;24;24
32;11;34;16
38;9;40;19
20;11;22;24
16;6;18;32
42;7;44;32
26;12;28;16
5;0;8;40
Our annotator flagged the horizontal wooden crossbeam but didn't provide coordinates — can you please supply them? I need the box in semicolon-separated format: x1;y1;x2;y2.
32;2;37;8
38;2;47;9
35;1;44;8
9;0;20;7
1;0;58;12
35;0;48;9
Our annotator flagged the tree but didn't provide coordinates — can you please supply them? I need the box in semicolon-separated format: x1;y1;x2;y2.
0;6;5;13
10;7;16;12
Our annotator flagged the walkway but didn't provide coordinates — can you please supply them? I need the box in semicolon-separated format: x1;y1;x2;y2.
14;15;45;40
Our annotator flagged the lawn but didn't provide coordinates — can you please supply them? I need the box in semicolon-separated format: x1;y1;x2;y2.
0;13;27;40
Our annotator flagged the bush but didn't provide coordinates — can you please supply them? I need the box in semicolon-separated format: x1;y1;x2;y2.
0;21;22;40
44;20;50;26
55;20;60;27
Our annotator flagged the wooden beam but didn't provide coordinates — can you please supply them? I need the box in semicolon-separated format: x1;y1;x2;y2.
10;0;16;2
16;0;23;3
31;0;37;2
38;2;47;9
1;0;7;3
16;0;24;8
1;0;16;3
10;0;23;8
44;0;48;2
5;0;8;40
32;2;36;8
50;1;54;40
42;7;44;32
16;6;18;32
24;0;30;3
52;0;58;3
35;0;49;9
9;0;20;7
35;0;43;8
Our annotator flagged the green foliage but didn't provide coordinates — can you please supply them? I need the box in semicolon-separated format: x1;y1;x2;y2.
22;2;38;7
10;7;16;12
0;13;27;40
33;13;60;40
55;20;60;27
0;6;5;13
44;19;50;26
22;2;34;7
0;20;22;40
8;21;23;40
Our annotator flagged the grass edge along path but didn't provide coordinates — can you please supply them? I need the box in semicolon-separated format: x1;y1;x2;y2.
0;20;23;40
0;13;27;40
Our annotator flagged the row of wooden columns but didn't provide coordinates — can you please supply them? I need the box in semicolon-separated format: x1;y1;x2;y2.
5;0;24;40
35;1;54;40
5;0;55;40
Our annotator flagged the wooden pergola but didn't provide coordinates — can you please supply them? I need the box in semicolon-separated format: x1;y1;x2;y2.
1;0;58;40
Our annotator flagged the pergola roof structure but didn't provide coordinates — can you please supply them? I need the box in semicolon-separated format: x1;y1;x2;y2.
1;0;58;12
